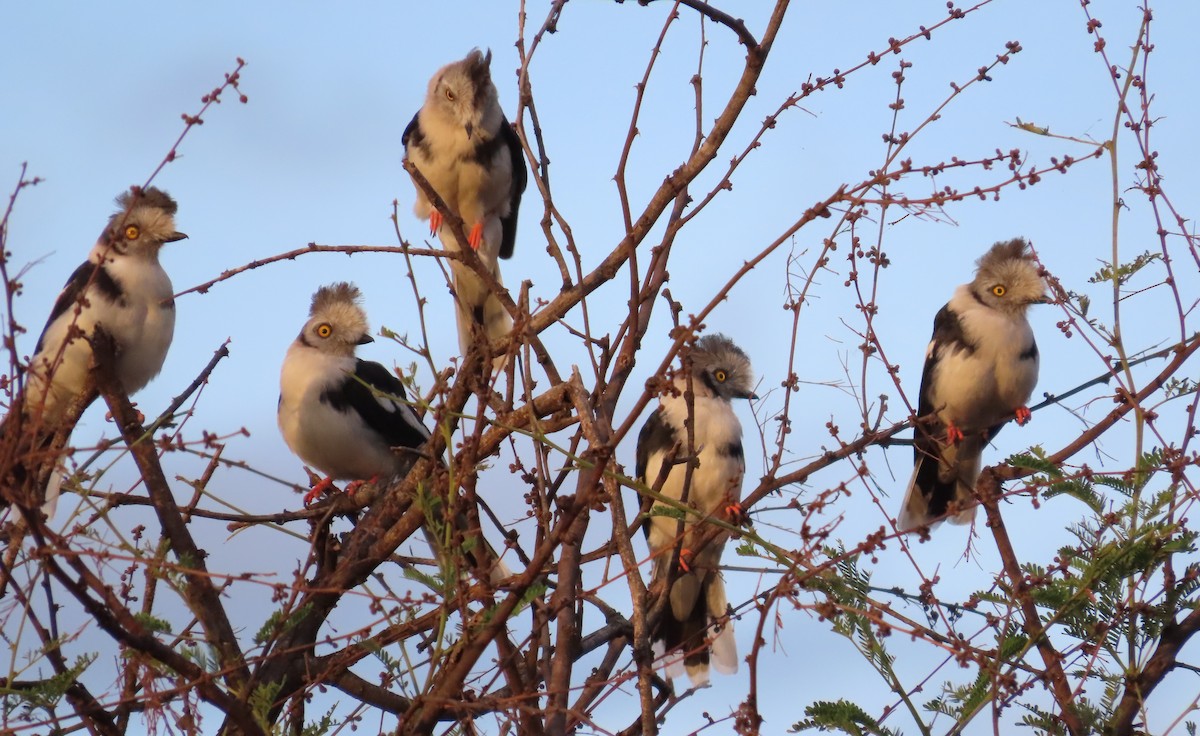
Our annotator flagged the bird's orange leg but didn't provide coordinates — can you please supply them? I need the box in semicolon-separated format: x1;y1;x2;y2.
945;422;965;444
1014;406;1033;426
677;548;694;573
344;476;379;497
429;209;443;234
468;222;484;250
724;500;748;526
304;476;336;506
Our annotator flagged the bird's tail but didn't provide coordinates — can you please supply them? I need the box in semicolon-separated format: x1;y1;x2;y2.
899;438;981;531
652;550;737;687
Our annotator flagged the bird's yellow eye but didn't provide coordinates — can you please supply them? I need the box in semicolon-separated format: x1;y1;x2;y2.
316;323;333;338
992;284;1007;297
125;225;140;240
714;369;728;383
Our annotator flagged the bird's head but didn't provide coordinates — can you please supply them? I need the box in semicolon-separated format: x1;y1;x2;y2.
101;186;187;259
300;282;374;358
970;238;1049;315
426;48;500;141
687;333;758;402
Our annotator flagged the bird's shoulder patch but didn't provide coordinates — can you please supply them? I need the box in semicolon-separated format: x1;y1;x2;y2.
35;261;122;354
465;128;506;166
929;303;975;359
1019;340;1038;361
401;113;423;148
636;405;677;483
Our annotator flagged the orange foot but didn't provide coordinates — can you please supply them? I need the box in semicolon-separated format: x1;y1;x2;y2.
1014;406;1032;426
678;548;693;573
945;423;964;444
468;222;484;250
429;208;443;234
105;404;146;425
724;501;748;526
304;476;336;506
344;476;378;497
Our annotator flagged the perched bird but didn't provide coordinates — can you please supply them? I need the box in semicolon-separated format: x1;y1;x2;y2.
402;48;527;361
2;186;186;513
637;334;757;687
23;187;185;427
277;282;508;582
898;238;1048;532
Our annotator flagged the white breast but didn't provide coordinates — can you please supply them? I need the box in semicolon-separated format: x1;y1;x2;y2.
104;256;175;392
645;394;746;556
930;287;1038;430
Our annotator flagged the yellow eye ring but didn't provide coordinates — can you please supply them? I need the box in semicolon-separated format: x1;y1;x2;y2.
316;323;333;338
714;369;728;383
992;284;1007;297
125;225;140;240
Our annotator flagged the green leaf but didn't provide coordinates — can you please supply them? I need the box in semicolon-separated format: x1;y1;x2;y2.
790;699;900;735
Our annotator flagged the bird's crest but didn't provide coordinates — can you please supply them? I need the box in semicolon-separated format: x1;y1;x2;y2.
114;187;178;217
310;282;363;317
971;237;1047;311
976;238;1033;272
462;48;493;91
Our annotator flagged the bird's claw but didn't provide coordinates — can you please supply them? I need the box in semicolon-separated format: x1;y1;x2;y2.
945;423;965;444
104;405;145;425
1014;406;1032;426
303;476;336;506
344;476;378;497
468;222;484;250
677;548;693;573
429;209;443;234
724;501;748;526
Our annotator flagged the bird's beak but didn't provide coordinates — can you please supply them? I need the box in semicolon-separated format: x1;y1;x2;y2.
464;122;474;140
745;391;759;401
357;334;375;345
1032;294;1052;305
165;231;188;243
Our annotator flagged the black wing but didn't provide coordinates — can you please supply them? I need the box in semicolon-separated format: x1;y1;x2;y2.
912;303;974;520
913;303;974;455
321;359;430;451
498;118;527;260
34;261;121;354
636;406;677;539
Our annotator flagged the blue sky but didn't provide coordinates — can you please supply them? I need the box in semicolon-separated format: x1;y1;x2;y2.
3;1;1199;733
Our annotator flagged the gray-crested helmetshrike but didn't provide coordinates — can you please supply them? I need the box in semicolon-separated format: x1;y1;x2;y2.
637;334;757;687
277;282;508;582
2;186;186;515
402;48;527;364
899;238;1049;532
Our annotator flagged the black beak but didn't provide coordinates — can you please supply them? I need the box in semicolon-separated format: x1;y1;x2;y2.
165;231;188;243
464;122;474;140
357;334;375;345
